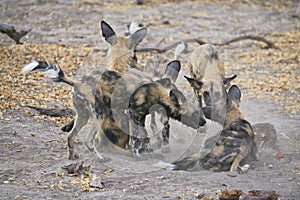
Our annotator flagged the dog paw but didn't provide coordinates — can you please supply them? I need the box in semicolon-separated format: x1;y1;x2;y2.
227;171;238;177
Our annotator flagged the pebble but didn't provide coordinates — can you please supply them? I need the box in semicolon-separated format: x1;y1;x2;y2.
268;164;273;168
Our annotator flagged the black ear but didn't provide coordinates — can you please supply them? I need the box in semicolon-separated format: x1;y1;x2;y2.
203;91;211;106
226;95;233;112
164;60;181;83
169;89;186;105
94;86;107;118
184;76;203;91
166;60;181;72
129;27;147;48
101;21;116;45
223;74;237;85
228;85;241;105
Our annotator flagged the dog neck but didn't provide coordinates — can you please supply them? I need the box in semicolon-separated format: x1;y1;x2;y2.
223;101;244;129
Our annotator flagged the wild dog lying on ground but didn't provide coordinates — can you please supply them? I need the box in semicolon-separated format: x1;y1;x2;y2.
169;83;259;173
128;72;207;156
189;44;236;125
21;20;147;160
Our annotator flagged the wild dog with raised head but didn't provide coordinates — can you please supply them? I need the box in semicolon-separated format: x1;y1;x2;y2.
22;20;147;160
189;44;236;125
101;21;147;72
128;72;207;156
170;83;259;173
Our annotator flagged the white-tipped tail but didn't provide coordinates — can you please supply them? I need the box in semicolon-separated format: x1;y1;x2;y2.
21;60;61;80
174;42;187;60
21;60;75;86
41;62;61;79
153;161;176;170
21;61;39;74
129;21;141;34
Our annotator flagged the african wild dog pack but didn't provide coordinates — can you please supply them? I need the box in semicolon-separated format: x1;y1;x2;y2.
22;20;260;174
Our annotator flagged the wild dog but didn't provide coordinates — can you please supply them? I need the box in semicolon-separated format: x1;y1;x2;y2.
170;83;259;173
61;20;147;132
128;73;207;156
94;60;184;156
101;21;147;73
89;61;182;160
91;94;132;160
21;20;147;160
120;45;186;141
189;44;236;125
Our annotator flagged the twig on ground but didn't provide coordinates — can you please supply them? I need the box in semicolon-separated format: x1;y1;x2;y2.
0;22;32;44
136;35;276;53
215;35;276;49
24;105;75;117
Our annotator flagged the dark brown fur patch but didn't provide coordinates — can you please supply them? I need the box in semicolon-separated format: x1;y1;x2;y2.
201;118;258;172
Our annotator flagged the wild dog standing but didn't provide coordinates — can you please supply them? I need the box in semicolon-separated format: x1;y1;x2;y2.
189;44;236;125
90;60;182;159
91;93;132;159
101;21;146;72
21;20;147;160
170;83;259;173
128;72;207;156
61;21;146;132
94;60;185;156
94;41;186;154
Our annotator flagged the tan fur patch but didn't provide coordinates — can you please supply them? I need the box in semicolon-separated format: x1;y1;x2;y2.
107;37;136;72
212;145;225;156
224;101;244;129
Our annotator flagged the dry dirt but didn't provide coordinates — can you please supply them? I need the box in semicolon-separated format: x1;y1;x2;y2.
0;0;299;199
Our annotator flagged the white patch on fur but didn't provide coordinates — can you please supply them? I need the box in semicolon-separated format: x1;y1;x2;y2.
174;42;186;59
238;164;250;173
41;64;60;79
219;152;237;162
21;61;39;73
129;21;140;34
153;161;176;170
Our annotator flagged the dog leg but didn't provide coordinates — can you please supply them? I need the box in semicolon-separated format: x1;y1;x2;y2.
67;114;89;160
150;111;158;136
229;153;244;172
161;115;171;154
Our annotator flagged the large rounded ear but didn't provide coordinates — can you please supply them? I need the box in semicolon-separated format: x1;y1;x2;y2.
164;60;181;83
170;89;186;105
227;85;241;105
184;75;203;91
100;21;116;45
129;27;147;48
166;60;181;72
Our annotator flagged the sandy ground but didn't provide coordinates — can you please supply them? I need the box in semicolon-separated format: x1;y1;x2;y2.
0;0;299;199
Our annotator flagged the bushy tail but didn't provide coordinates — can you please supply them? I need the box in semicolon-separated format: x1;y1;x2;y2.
171;153;200;170
153;154;200;171
22;60;76;86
